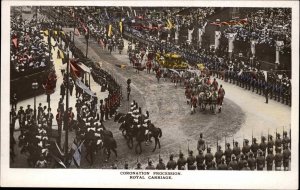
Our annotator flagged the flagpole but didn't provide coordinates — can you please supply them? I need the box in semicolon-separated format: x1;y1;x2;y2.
64;49;70;164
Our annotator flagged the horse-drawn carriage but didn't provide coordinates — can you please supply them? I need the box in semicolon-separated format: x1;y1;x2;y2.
156;52;189;69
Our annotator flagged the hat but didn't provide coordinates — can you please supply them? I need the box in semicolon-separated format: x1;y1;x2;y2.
148;159;153;164
245;139;249;143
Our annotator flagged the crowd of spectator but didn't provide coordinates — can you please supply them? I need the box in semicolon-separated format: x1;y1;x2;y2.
10;14;52;79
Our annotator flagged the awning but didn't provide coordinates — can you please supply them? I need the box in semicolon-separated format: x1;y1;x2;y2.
77;62;91;74
75;79;96;97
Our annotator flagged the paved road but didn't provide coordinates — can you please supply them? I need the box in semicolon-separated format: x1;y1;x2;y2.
69;32;291;169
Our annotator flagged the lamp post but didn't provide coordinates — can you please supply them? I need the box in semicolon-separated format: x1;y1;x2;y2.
32;80;39;121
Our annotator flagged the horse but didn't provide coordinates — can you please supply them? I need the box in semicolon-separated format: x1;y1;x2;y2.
135;122;162;154
209;92;218;114
198;91;209;111
99;129;117;162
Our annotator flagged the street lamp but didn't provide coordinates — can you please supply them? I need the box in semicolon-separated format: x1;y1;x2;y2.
32;80;39;121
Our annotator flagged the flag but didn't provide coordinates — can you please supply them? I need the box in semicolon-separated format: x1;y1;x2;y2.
12;38;18;48
43;30;49;36
75;79;97;97
74;28;80;36
108;24;112;37
167;19;173;29
70;60;82;78
119;21;123;33
69;139;85;168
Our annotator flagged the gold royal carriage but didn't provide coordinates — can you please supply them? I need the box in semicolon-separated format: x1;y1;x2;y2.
156;52;188;69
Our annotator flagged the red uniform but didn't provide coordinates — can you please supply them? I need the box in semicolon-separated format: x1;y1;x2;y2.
218;87;225;105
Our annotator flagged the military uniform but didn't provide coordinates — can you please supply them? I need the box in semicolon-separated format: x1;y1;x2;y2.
247;153;256;170
197;134;206;152
229;157;238;170
187;151;196;170
224;144;232;165
256;151;265;170
259;136;267;157
242;139;251;155
166;155;177;170
233;142;241;159
250;138;259;158
267;135;275;152
145;160;155;170
266;149;274;171
196;150;205;170
214;146;223;166
275;134;282;153
282;146;291;171
274;149;283;171
177;153;187;170
217;158;228;170
156;158;166;170
205;148;214;167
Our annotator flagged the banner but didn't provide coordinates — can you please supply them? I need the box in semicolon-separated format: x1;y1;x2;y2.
69;139;85;168
108;24;112;37
75;79;97;97
119;21;123;33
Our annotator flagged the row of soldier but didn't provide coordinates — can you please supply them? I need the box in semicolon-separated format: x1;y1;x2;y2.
109;132;291;170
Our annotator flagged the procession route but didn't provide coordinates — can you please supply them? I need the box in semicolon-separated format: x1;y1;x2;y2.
68;31;290;169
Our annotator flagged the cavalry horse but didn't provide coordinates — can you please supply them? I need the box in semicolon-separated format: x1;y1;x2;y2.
116;112;162;154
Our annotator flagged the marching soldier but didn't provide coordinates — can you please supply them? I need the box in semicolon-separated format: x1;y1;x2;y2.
196;150;205;170
177;152;187;170
197;133;206;152
267;135;275;152
145;159;155;170
56;108;63;134
224;143;232;165
259;136;267;157
256;150;265;170
217;157;228;170
10;108;17;132
242;139;251;155
233;141;241;159
274;147;283;171
187;151;196;170
266;148;275;171
282;131;290;148
242;162;250;170
135;162;142;170
282;144;291;171
45;108;54;131
264;83;269;104
247;152;256;170
156;158;166;170
121;162;128;170
250;138;259;158
237;154;246;170
214;145;223;166
229;155;238;170
205;147;214;168
166;154;177;170
275;133;282;153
